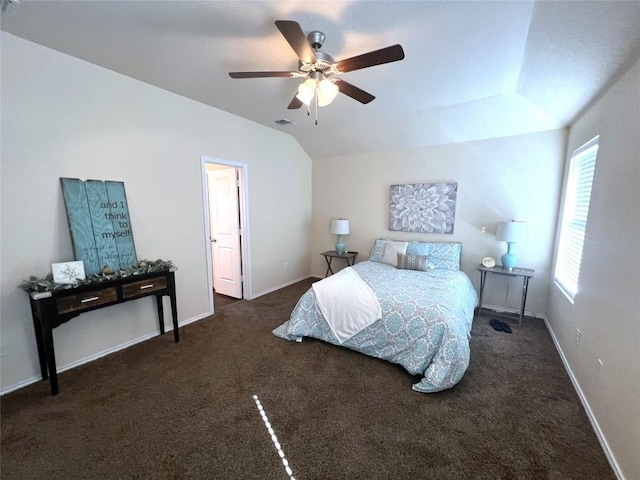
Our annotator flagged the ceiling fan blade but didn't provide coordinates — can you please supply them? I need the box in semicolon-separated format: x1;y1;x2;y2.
229;71;298;79
335;44;405;73
336;79;375;104
287;95;303;110
275;20;317;65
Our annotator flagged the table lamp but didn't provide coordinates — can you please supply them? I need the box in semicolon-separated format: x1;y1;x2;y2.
495;220;528;270
330;219;350;254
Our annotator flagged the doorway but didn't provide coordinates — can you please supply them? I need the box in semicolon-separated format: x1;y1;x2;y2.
201;157;250;313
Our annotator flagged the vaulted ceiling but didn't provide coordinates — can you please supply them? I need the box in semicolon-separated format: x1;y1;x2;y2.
2;1;639;159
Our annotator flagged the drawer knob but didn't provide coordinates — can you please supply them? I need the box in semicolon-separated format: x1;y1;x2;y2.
139;284;155;290
81;296;100;303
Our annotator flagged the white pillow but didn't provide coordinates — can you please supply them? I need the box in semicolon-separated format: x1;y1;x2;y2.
381;241;408;266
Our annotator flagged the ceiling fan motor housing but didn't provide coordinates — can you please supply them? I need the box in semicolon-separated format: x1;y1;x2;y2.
307;31;325;49
299;50;335;74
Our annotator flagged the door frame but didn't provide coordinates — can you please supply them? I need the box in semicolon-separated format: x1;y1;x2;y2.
201;156;251;313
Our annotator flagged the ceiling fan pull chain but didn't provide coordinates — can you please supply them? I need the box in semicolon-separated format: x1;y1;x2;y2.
315;87;319;125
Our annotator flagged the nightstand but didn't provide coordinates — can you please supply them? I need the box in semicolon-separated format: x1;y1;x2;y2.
321;251;358;277
477;265;535;326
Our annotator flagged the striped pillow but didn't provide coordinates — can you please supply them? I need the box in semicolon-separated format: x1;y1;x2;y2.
397;253;432;271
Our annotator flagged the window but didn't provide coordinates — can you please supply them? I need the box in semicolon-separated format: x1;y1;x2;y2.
554;136;599;301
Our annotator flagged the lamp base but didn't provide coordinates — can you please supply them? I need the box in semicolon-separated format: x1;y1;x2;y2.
335;235;345;254
501;242;517;270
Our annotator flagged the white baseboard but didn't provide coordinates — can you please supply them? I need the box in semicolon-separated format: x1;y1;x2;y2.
478;303;544;319
543;318;624;480
0;312;211;397
1;376;42;396
249;275;314;299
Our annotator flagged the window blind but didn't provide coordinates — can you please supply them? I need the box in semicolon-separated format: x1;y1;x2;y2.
554;136;599;300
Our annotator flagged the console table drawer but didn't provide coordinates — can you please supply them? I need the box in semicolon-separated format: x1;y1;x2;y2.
57;288;118;314
122;276;167;299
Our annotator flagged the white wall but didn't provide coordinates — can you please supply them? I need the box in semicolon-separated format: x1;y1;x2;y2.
0;33;312;393
312;130;567;317
547;59;640;480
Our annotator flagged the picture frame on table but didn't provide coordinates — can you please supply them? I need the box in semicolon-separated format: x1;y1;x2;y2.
52;261;86;284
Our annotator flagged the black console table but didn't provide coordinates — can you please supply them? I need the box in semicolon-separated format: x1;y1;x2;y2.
27;268;179;395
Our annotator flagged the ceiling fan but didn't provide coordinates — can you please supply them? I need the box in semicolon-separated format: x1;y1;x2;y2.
229;20;405;121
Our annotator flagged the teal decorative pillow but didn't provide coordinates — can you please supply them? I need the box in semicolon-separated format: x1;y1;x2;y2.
369;238;392;262
397;253;432;271
370;239;461;270
406;241;434;257
428;242;462;270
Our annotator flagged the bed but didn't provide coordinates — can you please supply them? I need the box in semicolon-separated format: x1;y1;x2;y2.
273;239;478;393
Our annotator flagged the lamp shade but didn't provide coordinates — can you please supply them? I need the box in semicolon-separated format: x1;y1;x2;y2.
317;79;339;107
295;78;316;106
330;219;350;235
496;221;528;243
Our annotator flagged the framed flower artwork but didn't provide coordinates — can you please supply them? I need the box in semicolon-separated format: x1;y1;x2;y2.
388;182;457;234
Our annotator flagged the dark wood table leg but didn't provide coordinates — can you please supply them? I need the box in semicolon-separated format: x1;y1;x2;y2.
323;256;333;277
42;326;59;395
167;271;179;342
170;293;179;342
155;295;166;335
31;311;49;380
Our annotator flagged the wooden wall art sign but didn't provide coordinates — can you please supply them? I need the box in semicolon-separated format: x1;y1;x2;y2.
60;178;138;275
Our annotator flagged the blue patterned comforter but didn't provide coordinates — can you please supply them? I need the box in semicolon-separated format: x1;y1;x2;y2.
273;261;478;393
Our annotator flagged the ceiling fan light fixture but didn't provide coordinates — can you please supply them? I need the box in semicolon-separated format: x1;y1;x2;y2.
229;20;405;118
317;79;339;107
295;78;316;106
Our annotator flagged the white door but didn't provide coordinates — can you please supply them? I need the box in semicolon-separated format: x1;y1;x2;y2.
207;167;242;298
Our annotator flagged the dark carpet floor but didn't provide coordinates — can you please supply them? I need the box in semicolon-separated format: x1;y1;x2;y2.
214;291;241;309
1;278;614;479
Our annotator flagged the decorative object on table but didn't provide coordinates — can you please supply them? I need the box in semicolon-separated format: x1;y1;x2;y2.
60;178;138;276
481;256;496;268
19;259;174;293
495;220;528;270
330;218;350;254
51;261;86;284
388;182;457;234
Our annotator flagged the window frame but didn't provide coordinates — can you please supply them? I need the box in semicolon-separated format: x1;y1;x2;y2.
554;136;599;302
